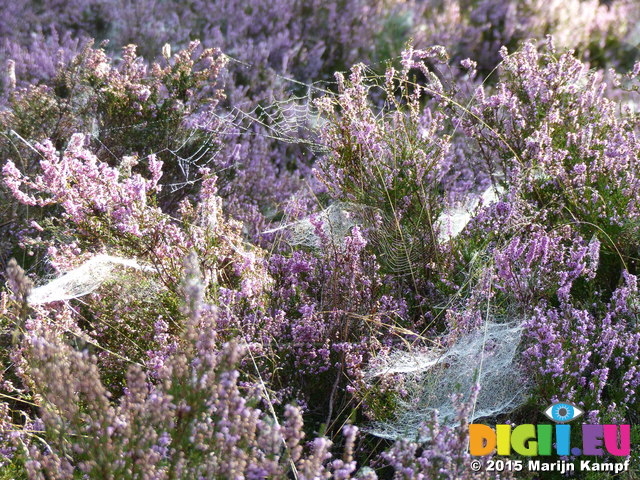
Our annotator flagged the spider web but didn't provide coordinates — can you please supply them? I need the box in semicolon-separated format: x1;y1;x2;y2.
28;254;154;305
365;320;528;441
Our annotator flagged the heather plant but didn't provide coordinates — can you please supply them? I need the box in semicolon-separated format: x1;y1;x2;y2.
314;50;454;312
78;41;226;171
0;42;229;272
455;40;640;293
0;258;362;479
0;0;408;101
0;41;226;217
0;38;311;256
434;40;640;466
1;135;273;387
265;225;409;429
493;228;600;309
523;271;640;424
308;39;640;456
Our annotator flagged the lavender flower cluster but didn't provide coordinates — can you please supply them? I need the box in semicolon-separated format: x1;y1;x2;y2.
0;0;639;478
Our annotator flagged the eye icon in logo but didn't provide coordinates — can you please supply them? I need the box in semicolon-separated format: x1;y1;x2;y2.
544;402;584;423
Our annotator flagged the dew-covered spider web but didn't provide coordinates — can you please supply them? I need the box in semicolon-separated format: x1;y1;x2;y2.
262;202;358;249
262;184;503;269
365;320;528;441
28;255;154;305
